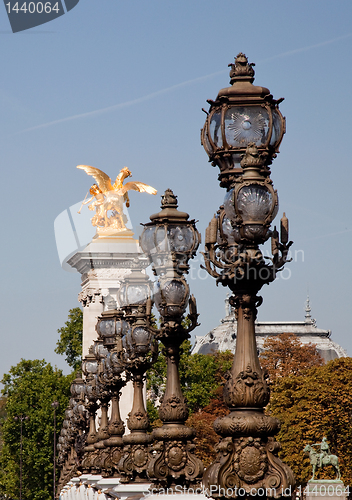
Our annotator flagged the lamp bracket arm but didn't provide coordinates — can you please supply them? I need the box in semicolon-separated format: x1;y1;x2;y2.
185;294;199;334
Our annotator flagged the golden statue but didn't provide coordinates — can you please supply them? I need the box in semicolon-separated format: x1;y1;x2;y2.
77;165;157;236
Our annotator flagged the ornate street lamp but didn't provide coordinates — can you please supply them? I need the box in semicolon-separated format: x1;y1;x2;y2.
116;269;157;483
89;340;115;475
119;268;153;309
140;190;203;489
201;52;285;189
81;348;100;474
140;188;200;276
118;300;157;482
201;54;295;498
69;374;88;463
95;305;128;477
56;381;88;492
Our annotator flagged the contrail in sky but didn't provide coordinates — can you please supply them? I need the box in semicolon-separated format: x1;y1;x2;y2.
309;228;352;241
22;32;352;134
22;70;226;133
259;32;352;62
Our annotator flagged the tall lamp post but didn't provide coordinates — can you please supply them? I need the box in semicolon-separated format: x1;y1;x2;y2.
140;189;203;489
117;269;157;483
14;415;28;500
95;303;128;476
51;401;59;499
81;348;99;474
200;53;295;498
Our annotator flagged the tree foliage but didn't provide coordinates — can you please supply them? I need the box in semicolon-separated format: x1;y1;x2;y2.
268;357;352;486
147;331;352;482
147;341;233;416
0;359;73;500
187;385;229;467
55;307;83;371
147;342;234;464
259;332;324;382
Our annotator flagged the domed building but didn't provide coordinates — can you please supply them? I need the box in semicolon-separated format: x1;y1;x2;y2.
192;297;347;362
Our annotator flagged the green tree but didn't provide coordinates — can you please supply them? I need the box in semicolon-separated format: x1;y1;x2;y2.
0;359;73;500
147;340;234;419
268;357;352;486
147;341;234;465
0;397;7;453
55;307;83;371
181;346;233;412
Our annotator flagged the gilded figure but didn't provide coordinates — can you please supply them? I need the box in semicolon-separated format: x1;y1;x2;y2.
77;165;157;236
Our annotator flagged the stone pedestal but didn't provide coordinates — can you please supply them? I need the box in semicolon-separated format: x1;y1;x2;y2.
67;233;148;356
306;481;347;500
67;233;148;432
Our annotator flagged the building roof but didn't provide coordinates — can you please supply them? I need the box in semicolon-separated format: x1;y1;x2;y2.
192;296;347;363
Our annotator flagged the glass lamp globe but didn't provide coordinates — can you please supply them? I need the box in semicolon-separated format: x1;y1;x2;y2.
92;341;108;360
82;350;98;376
119;270;153;308
140;189;200;275
70;375;85;399
110;351;124;375
201;53;285;187
124;325;153;358
154;277;189;318
224;182;278;244
96;309;130;347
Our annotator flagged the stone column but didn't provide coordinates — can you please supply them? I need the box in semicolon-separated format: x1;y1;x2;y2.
67;233;149;432
68;234;146;356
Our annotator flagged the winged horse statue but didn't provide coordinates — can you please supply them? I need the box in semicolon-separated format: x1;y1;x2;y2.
77;165;157;236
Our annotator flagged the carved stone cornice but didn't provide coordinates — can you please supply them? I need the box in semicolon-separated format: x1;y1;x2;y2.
86;268;130;280
68;250;148;276
78;288;104;307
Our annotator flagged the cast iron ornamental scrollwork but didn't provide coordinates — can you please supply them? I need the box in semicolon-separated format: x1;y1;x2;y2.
201;54;295;499
146;301;203;489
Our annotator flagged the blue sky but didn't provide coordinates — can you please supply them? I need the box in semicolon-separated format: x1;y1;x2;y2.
1;0;352;376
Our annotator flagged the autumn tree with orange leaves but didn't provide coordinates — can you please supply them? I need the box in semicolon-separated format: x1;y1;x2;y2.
268;357;352;486
148;331;352;478
259;332;324;382
189;333;325;467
